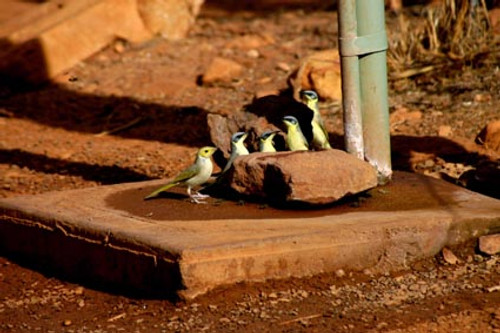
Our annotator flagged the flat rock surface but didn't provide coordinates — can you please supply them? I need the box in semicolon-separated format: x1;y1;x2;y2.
1;171;499;299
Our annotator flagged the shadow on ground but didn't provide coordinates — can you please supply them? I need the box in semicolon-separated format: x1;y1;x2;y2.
0;149;151;184
0;27;497;196
0;223;182;301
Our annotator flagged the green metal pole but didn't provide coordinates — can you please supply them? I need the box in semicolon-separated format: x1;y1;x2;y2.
338;0;364;160
357;0;392;184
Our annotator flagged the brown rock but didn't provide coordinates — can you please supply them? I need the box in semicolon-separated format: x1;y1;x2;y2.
390;107;422;124
229;150;377;204
290;49;342;102
202;57;244;85
475;120;500;153
438;125;452;137
137;0;204;40
276;62;291;72
490;7;500;35
207;111;268;158
254;89;280;99
474;93;492;103
442;247;458;265
225;34;274;50
390;107;422;133
386;0;402;11
478;234;500;255
207;114;242;158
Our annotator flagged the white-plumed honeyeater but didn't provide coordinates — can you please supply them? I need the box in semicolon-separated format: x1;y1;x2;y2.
259;130;279;152
300;90;331;149
222;131;249;173
144;146;217;204
283;116;309;151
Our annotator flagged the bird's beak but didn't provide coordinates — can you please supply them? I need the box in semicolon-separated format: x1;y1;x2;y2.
239;133;249;143
267;130;280;138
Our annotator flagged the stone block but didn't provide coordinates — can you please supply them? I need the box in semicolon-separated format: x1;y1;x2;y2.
229;150;378;204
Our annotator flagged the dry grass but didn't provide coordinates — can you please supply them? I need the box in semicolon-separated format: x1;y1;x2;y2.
388;0;496;79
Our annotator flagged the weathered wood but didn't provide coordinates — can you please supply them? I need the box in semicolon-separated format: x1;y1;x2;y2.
0;0;101;42
0;0;207;84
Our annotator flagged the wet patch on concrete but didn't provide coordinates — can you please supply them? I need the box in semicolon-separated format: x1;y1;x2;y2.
105;171;457;221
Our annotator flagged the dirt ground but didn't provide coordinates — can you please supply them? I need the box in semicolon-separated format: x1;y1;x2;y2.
1;1;499;332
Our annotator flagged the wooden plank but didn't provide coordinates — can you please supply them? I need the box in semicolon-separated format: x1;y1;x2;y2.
0;0;101;43
0;0;152;84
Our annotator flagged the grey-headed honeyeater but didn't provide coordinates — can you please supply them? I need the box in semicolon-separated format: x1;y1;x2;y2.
283;116;309;151
144;146;217;204
222;131;249;173
259;130;279;152
300;90;331;149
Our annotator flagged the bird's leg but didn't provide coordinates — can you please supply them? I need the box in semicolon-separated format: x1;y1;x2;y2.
188;186;210;199
187;187;207;204
193;190;210;199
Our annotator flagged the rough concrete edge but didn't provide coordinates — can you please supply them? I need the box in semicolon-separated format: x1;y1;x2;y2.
0;188;181;264
0;214;185;298
177;212;500;299
1;177;499;300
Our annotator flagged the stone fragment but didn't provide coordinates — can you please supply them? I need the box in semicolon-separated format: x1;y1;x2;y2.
478;234;500;255
201;57;243;85
225;34;275;50
441;247;458;265
246;49;260;58
386;0;402;11
475;120;500;153
137;0;204;40
206;114;240;159
438;125;452;137
290;49;342;102
254;89;280;99
229;150;377;204
389;107;422;132
490;7;500;34
206;111;266;159
474;93;492;103
74;286;84;295
276;62;291;72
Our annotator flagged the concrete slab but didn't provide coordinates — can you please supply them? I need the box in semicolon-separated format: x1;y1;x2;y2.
0;172;499;299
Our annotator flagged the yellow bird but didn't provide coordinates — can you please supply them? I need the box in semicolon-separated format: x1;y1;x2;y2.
144;146;217;204
300;90;331;149
283;116;309;151
222;131;249;173
259;130;279;152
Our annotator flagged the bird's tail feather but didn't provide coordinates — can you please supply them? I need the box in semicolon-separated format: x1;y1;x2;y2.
144;182;177;200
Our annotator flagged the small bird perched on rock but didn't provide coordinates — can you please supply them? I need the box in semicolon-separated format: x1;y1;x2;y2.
144;146;217;204
222;131;249;173
300;90;331;150
259;130;279;152
283;116;309;151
